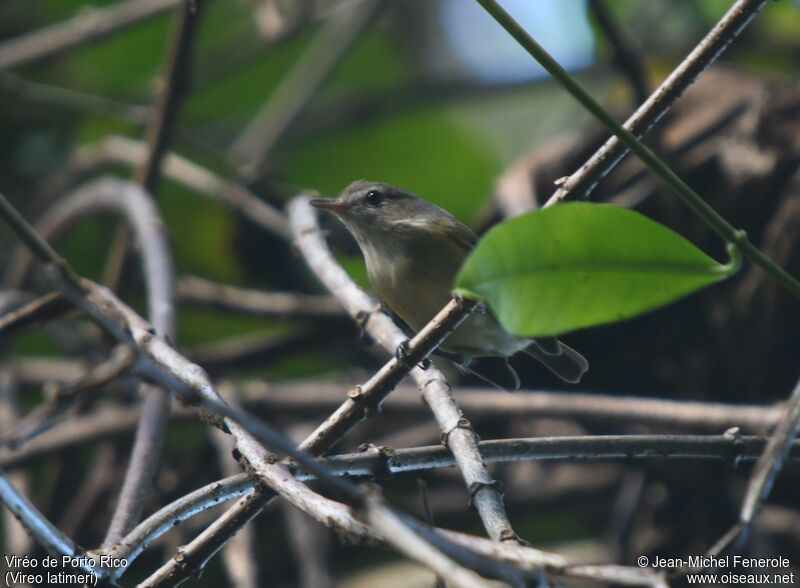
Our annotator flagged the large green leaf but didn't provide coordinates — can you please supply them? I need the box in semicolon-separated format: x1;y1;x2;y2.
455;203;736;337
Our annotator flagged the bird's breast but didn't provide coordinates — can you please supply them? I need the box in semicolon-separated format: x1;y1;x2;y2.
363;238;459;332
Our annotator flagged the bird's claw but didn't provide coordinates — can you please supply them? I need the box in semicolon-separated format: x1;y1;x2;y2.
395;339;430;370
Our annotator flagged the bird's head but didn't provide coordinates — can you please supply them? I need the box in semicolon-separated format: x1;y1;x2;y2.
310;180;450;246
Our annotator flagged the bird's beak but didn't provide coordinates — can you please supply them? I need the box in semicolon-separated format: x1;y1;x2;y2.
310;198;347;215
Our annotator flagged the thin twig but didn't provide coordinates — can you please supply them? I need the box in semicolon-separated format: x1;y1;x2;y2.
0;71;148;123
231;381;783;433
588;0;649;104
102;0;203;286
0;291;73;344
2;343;135;446
2;383;784;470
34;135;290;241
209;426;260;588
542;0;769;205
289;195;520;542
292;202;532;554
0;406;145;469
0;367;32;556
0;471;95;574
8;367;783;434
0;190;497;587
0;0;184;69
177;275;344;318
229;0;383;180
0;194;85;292
297;297;476;456
708;374;800;556
476;0;800;297
314;434;800;478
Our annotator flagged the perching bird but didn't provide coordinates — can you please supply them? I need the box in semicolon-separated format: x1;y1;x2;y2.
310;180;588;390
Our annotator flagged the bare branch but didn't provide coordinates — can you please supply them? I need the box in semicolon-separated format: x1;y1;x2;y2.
232;381;783;433
544;0;769;206
316;434;800;478
0;367;32;556
139;0;203;194
0;194;85;292
0;0;184;69
35;135;290;240
110;428;719;587
102;0;203;287
0;291;73;344
0;406;143;469
104;473;255;573
2;382;785;471
2;343;135;446
177;275;344;319
0;280;481;585
0;471;93;573
0;71;148;124
5;178;175;330
209;401;260;588
588;0;649;104
9;367;784;435
230;0;384;180
709;374;800;556
288;195;520;542
2;176;178;546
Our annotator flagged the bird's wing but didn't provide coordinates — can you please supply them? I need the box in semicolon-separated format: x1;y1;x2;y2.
444;219;479;255
522;340;588;384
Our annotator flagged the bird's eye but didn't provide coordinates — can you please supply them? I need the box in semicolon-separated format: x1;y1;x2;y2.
365;190;383;207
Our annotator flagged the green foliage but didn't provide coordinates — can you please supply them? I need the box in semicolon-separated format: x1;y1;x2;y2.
455;203;736;337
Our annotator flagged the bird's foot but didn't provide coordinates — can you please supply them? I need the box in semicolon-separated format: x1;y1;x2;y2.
395;339;430;370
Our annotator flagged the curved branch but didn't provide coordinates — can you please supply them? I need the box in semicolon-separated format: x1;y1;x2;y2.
106;433;800;571
5;177;174;334
0;191;666;587
3;176;177;545
113;430;726;586
0;471;95;574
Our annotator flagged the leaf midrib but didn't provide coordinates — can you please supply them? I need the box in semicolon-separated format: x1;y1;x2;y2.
465;260;723;283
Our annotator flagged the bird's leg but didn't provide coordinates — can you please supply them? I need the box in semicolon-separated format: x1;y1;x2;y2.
395;339;431;370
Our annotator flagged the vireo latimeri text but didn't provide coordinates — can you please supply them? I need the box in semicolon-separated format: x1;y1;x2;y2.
311;181;588;390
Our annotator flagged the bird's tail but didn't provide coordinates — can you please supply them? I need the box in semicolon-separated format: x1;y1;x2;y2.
455;356;521;392
523;339;588;384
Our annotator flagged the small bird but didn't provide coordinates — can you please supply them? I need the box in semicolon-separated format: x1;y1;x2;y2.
310;180;588;390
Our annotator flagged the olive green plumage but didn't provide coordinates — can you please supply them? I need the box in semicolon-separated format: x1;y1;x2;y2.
311;180;588;390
